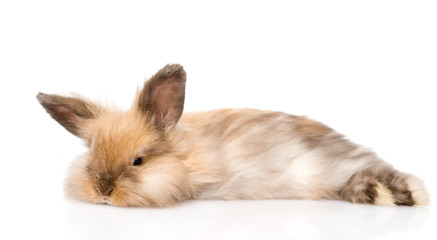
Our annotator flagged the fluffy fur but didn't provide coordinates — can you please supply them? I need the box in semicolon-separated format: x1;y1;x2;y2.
37;64;429;207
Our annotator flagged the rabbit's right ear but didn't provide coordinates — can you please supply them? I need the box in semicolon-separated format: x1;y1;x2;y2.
137;64;186;128
36;93;100;138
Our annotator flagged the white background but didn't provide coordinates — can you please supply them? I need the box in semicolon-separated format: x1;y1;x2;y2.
1;0;436;239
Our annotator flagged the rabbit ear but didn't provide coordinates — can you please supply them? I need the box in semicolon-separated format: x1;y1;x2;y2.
137;64;186;127
36;93;100;138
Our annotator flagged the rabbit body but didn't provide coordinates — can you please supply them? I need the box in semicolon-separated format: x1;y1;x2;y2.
179;109;428;206
37;64;429;207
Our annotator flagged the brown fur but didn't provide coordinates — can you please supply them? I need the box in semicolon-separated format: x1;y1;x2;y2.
36;64;429;207
138;64;186;126
340;171;379;204
36;93;101;137
377;171;415;206
293;116;332;143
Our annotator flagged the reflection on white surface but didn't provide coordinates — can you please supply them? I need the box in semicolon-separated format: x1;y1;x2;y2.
65;199;431;240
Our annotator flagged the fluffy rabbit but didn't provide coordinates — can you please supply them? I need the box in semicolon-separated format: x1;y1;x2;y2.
37;64;429;207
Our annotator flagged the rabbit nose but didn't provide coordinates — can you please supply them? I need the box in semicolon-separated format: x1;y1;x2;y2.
97;178;114;196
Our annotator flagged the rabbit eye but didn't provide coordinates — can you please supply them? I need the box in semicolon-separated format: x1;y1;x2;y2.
133;157;143;166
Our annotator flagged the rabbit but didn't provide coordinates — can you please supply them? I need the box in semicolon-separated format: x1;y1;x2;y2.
36;64;429;207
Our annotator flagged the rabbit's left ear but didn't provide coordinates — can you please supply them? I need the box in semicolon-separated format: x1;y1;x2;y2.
137;64;186;127
36;93;100;138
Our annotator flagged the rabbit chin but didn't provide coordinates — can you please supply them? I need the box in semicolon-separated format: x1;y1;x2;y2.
64;154;195;207
64;163;144;207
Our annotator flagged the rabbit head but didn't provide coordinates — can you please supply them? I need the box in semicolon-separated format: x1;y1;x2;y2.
37;64;194;207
